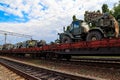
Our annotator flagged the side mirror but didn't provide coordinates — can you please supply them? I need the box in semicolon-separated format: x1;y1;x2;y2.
63;27;65;32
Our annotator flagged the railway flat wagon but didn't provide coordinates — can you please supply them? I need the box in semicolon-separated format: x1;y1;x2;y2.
0;38;120;60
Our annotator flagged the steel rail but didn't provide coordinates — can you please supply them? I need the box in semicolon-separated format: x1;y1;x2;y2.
0;58;92;80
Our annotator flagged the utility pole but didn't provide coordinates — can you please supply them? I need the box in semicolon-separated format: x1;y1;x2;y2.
4;33;7;44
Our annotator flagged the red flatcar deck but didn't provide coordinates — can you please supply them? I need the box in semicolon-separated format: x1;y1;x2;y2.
1;38;120;56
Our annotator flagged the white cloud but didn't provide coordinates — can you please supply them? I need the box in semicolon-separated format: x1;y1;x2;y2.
0;0;119;44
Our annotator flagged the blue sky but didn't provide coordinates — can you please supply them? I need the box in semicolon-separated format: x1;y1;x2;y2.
0;0;119;44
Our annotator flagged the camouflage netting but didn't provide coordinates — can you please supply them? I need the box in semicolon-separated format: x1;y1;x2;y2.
84;11;103;23
84;11;119;38
84;11;114;28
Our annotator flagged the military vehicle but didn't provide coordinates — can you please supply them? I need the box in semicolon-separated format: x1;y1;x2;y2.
58;20;88;43
59;11;119;43
0;45;3;50
21;40;38;48
2;43;14;50
37;40;46;47
14;42;22;49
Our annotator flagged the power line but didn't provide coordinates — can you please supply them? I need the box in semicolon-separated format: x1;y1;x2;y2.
0;30;32;44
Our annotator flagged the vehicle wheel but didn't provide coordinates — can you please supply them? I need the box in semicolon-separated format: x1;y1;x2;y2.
62;36;72;43
86;31;102;41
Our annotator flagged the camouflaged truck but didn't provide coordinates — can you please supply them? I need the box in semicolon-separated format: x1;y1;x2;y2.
59;11;119;43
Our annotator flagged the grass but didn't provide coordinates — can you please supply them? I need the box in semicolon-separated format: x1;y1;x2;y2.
72;56;120;59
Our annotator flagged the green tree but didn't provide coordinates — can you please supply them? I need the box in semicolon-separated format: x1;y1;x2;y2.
102;4;109;13
109;10;114;16
113;1;120;19
97;10;101;13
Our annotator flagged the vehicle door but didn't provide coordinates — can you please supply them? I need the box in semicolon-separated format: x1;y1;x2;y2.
72;20;81;36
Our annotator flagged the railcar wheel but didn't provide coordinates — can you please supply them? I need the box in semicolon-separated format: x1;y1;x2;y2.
45;53;54;60
66;55;71;61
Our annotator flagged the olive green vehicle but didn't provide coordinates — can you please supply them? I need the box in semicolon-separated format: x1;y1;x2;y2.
58;12;119;43
2;43;14;50
20;40;38;48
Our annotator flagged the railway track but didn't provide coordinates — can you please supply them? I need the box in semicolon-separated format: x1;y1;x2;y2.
0;64;25;80
70;57;120;69
0;58;92;80
42;57;120;70
72;57;120;62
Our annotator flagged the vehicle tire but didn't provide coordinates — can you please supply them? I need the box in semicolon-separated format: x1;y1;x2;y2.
62;36;72;43
86;31;102;41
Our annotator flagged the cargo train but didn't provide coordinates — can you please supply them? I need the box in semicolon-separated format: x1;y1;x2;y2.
0;12;120;60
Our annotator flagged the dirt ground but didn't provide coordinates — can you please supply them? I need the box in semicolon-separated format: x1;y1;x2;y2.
0;64;25;80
